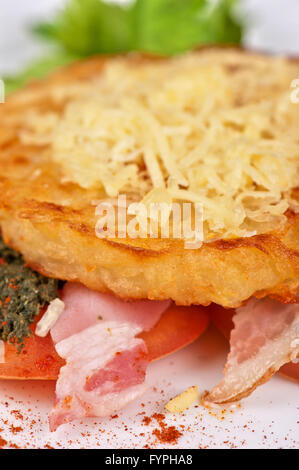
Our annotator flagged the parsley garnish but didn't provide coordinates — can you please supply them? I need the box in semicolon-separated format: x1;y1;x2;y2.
0;236;58;351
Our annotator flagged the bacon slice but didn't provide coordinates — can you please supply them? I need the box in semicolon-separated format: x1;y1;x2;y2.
51;282;171;344
209;304;299;382
49;282;170;430
205;298;299;404
49;322;147;431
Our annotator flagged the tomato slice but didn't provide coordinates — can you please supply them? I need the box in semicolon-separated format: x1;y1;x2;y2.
0;314;65;380
209;304;299;383
278;362;299;382
139;305;210;362
0;304;210;380
208;304;235;341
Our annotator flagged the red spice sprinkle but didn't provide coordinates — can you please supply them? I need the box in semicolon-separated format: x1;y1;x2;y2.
142;412;183;445
142;416;151;425
10;424;23;435
152;426;182;445
10;410;24;420
0;436;7;448
9;281;18;290
9;443;20;449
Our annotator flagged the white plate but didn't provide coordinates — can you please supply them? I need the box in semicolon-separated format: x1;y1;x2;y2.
0;0;298;451
0;326;297;449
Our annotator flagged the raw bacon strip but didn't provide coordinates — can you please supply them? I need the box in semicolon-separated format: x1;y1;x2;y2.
49;321;148;431
84;345;147;393
51;282;171;344
205;298;299;404
210;304;299;382
49;282;171;430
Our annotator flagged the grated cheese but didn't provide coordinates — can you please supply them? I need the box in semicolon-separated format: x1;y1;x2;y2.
36;298;65;338
21;50;299;239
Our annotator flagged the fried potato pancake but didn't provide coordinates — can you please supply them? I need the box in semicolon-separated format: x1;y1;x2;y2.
0;49;298;308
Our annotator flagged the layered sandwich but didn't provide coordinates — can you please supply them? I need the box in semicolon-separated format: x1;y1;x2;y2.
0;48;298;430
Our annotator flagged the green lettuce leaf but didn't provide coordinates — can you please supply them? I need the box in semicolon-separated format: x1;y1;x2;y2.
32;0;136;55
5;0;243;93
134;0;242;55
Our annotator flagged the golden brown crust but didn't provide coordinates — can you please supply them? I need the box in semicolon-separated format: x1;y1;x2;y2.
0;49;298;307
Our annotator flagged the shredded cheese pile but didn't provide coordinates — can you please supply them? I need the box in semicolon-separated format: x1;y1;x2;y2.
22;50;299;238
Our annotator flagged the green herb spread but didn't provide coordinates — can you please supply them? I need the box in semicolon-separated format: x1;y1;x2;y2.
0;236;58;350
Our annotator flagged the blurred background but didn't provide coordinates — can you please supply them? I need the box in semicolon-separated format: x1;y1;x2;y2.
0;0;299;89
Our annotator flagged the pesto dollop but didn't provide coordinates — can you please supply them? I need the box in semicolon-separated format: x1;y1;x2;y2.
0;236;58;350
